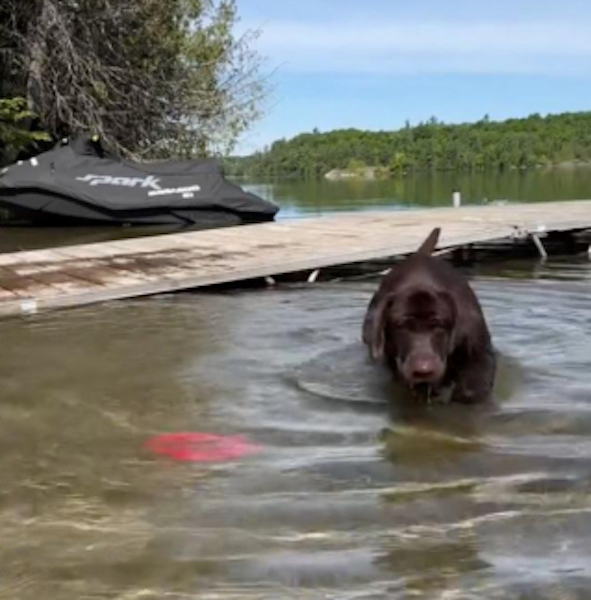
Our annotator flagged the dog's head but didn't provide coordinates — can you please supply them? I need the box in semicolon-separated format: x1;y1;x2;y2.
369;287;457;391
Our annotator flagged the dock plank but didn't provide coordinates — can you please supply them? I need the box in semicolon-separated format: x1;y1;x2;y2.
0;200;590;317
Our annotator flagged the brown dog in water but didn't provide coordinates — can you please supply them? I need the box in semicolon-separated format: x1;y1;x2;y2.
362;228;495;403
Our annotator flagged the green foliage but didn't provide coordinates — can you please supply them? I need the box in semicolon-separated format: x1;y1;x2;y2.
0;97;50;164
226;112;591;178
346;158;366;173
0;0;265;159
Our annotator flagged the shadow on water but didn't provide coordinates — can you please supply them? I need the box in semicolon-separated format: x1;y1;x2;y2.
2;256;591;598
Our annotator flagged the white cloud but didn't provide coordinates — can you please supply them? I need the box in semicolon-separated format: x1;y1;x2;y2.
246;19;591;75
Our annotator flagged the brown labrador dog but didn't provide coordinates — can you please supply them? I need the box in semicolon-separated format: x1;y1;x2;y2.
362;228;495;403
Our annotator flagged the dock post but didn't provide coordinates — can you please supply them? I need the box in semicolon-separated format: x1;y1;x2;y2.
452;190;461;208
531;233;548;260
307;269;320;283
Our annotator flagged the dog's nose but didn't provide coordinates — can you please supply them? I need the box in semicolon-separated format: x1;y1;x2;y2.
411;359;436;380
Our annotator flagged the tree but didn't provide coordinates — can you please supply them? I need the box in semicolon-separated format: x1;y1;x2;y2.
389;151;407;174
347;157;366;173
0;97;50;165
0;0;266;158
226;111;591;178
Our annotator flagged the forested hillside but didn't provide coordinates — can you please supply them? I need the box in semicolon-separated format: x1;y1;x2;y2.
227;112;591;178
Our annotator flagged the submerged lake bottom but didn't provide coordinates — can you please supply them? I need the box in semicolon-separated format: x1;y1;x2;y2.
1;257;591;599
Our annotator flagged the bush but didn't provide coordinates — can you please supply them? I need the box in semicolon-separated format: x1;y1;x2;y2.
0;97;50;165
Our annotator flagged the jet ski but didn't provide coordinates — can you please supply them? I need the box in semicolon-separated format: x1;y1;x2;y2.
0;136;278;226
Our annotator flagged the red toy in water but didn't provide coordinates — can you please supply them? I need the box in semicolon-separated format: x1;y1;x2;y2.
145;432;261;463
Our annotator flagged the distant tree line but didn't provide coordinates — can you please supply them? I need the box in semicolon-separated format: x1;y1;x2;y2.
0;0;265;166
226;113;591;178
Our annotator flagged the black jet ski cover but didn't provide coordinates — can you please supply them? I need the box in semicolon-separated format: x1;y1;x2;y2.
0;136;278;225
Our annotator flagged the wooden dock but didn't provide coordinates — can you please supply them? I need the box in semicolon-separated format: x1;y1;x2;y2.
0;200;590;318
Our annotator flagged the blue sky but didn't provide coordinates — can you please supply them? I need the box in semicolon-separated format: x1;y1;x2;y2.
234;0;591;154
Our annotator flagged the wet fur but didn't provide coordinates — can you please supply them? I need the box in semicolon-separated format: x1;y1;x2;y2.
363;228;496;403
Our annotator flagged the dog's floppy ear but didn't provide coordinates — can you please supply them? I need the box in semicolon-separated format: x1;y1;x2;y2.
365;294;395;361
416;227;441;256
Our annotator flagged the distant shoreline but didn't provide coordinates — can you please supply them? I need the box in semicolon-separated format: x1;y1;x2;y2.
323;160;591;181
225;111;591;179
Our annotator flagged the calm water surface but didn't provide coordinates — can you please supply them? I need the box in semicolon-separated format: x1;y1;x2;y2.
2;168;591;252
2;257;591;599
245;166;591;217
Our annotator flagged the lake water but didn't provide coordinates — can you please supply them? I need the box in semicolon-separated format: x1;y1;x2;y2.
2;168;591;252
243;167;591;217
1;170;591;599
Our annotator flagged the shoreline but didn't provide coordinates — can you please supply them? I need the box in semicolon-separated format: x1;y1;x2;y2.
323;160;591;181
